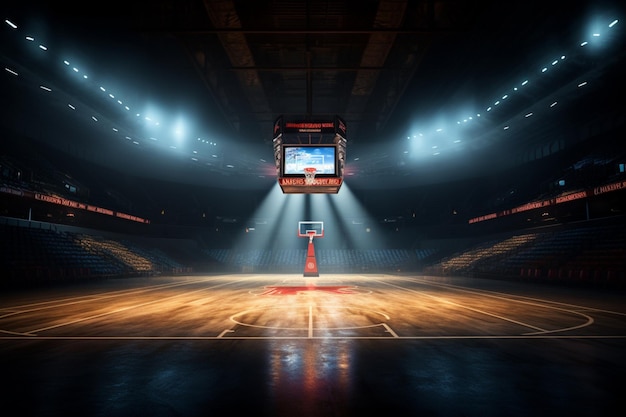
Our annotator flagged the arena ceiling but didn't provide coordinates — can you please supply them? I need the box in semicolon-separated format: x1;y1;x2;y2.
2;0;625;191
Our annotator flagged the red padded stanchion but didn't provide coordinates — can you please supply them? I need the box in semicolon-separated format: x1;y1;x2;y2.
303;234;319;277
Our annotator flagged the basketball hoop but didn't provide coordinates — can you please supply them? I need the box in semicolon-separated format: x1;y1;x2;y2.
303;167;317;185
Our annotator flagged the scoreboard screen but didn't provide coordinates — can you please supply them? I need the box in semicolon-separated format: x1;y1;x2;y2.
282;145;337;176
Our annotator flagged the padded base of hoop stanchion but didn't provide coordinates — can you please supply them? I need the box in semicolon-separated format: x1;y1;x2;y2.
303;240;319;277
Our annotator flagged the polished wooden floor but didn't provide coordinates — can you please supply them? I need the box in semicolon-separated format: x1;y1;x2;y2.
1;273;625;416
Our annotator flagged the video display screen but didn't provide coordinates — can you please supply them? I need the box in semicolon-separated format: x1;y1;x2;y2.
282;145;336;175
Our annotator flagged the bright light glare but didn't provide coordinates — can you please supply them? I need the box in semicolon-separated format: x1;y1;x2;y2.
173;121;186;143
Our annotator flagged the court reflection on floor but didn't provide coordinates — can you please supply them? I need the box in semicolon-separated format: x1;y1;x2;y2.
268;339;354;414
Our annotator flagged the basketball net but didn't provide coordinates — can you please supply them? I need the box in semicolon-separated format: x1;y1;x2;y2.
303;167;317;185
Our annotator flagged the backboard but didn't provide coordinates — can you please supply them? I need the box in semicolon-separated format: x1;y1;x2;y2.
298;221;324;238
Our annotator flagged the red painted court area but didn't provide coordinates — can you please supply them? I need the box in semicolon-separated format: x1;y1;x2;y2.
258;285;359;295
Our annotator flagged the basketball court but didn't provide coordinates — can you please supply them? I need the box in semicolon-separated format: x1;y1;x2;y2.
1;273;625;417
1;273;625;340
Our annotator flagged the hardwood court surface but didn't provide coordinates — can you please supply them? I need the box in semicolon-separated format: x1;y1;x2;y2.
1;274;625;416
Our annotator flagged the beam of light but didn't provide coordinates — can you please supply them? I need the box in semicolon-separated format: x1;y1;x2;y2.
232;183;304;254
231;182;385;272
324;193;357;250
327;183;385;250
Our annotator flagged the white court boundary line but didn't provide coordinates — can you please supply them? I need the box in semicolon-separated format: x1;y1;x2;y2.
0;275;261;336
0;275;227;319
1;335;626;341
365;275;597;335
400;274;626;316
